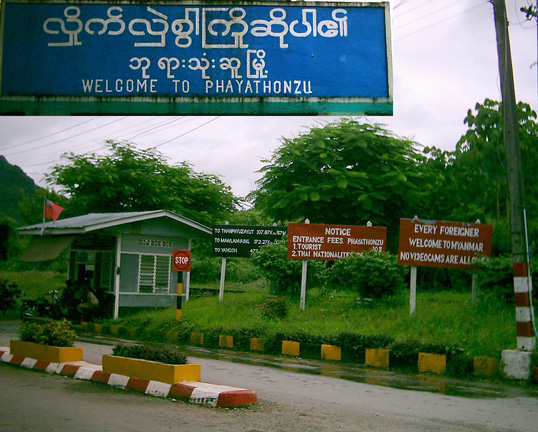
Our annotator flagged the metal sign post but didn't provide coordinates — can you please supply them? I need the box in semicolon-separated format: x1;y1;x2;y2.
300;259;308;311
172;249;191;319
299;219;310;311
212;223;286;302
397;217;493;315
288;220;387;310
219;257;226;303
409;266;417;316
287;222;387;260
212;224;287;258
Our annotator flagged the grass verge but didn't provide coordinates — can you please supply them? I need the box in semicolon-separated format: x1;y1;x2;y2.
0;269;521;361
0;270;66;298
109;287;516;359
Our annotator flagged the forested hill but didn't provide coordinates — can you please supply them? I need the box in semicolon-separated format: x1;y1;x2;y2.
0;155;39;223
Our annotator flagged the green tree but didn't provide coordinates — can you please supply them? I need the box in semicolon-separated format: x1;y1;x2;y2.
253;119;436;251
420;147;455;220
437;99;538;253
227;207;278;225
326;250;407;299
18;187;69;225
0;216;23;261
0;279;22;315
46;141;239;225
0;155;39;223
252;240;325;296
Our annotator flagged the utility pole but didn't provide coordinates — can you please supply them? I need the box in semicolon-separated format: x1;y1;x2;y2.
491;0;535;351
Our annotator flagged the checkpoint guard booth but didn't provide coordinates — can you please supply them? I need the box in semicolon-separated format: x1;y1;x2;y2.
17;210;211;319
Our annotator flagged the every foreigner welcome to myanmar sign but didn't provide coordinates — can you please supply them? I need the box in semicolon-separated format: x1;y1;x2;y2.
0;1;392;115
397;218;493;269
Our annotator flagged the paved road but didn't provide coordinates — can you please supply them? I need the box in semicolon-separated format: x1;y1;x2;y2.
3;361;537;432
2;324;538;431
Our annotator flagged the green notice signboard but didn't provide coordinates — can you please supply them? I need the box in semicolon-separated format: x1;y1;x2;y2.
212;224;287;257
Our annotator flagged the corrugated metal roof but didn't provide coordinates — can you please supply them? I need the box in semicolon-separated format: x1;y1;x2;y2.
18;210;211;236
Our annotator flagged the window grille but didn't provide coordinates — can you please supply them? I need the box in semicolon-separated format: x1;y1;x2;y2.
138;254;171;294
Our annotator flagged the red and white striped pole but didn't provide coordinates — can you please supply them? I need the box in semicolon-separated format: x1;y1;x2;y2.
513;262;535;351
492;0;536;353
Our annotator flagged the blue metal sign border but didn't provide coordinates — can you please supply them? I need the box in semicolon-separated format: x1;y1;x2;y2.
0;0;393;115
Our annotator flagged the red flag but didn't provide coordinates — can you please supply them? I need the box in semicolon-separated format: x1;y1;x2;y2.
44;200;64;223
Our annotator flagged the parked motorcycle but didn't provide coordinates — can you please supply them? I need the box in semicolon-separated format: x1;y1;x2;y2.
19;290;64;321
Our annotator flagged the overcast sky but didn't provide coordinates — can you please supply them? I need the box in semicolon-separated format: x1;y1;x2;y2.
1;0;537;199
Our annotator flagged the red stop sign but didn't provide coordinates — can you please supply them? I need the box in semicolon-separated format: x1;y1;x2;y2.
172;249;191;272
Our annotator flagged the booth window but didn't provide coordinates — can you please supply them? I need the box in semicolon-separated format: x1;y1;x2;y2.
138;254;171;294
69;250;115;293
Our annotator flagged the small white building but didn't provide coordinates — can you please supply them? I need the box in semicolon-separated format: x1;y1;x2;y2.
17;210;211;318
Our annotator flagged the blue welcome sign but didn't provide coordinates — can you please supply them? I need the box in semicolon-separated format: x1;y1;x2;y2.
0;1;392;115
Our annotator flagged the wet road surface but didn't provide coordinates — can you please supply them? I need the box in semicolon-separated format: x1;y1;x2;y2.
2;319;537;401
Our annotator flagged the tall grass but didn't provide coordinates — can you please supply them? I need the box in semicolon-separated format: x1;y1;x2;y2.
113;287;517;358
1;268;518;358
0;270;66;298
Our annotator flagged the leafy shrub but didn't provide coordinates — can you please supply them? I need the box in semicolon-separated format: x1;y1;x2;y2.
336;332;395;363
160;320;195;344
259;297;289;320
474;256;513;303
418;342;453;356
226;259;262;284
112;343;188;365
252;239;325;296
326;250;407;299
446;351;474;377
389;340;462;370
203;327;223;348
0;278;21;315
416;267;471;292
0;217;24;261
20;319;77;347
388;340;422;369
252;241;302;295
229;327;266;351
269;331;329;358
191;256;261;284
190;255;221;283
473;255;538;303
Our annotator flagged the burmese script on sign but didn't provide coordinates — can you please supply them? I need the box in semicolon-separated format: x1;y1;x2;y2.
0;1;390;101
397;218;493;268
287;223;387;260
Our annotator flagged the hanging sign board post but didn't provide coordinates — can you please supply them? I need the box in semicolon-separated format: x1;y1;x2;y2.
212;224;287;301
287;222;387;260
212;224;287;258
397;218;493;315
288;221;387;310
172;249;191;320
